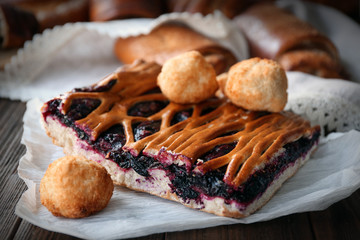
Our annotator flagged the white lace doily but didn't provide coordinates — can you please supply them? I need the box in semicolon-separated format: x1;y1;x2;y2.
288;95;360;133
285;72;360;135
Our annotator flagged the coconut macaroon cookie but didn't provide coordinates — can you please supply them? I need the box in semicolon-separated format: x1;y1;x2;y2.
40;155;114;218
157;51;218;104
224;57;288;112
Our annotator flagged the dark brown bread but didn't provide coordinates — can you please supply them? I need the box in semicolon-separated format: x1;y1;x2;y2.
114;23;237;74
233;3;344;78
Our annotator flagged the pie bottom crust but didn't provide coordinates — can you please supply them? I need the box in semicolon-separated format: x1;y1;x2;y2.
43;116;318;218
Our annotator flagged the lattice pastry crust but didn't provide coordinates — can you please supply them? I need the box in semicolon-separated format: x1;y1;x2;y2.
41;60;320;217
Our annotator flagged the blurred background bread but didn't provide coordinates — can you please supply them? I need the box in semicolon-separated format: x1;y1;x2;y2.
0;0;358;75
0;3;39;48
114;22;237;74
1;0;358;49
89;0;165;21
11;0;89;31
233;3;344;78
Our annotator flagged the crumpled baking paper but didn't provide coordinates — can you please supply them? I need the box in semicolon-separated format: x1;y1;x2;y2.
16;98;360;239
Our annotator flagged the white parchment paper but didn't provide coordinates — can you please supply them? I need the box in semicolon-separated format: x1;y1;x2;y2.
16;99;360;239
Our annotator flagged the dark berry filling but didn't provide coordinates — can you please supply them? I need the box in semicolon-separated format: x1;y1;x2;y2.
109;151;161;177
42;99;123;156
200;142;237;162
42;98;101;125
66;98;101;121
171;109;193;125
127;100;169;117
133;120;161;141
170;165;200;201
42;99;62;120
200;106;217;116
93;124;126;154
73;79;117;92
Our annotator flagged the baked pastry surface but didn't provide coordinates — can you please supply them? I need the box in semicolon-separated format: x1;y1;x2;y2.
41;60;320;218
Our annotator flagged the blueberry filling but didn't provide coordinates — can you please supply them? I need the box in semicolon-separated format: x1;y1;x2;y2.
127;100;169;117
43;99;101;126
170;165;200;200
108;151;131;169
93;124;126;154
42;99;62;120
43;99;320;206
73;79;117;93
170;165;230;201
133;120;161;141
109;151;161;177
43;99;123;155
66;98;101;121
200;106;217;116
200;142;237;162
171;109;193;125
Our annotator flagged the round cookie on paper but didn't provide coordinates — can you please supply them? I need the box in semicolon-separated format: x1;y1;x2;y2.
40;155;114;218
225;57;288;112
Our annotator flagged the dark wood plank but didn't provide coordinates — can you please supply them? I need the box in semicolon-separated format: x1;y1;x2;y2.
1;173;27;240
309;189;360;240
0;99;26;179
345;189;360;219
14;219;165;240
165;213;314;240
13;221;82;240
228;213;314;240
130;233;165;240
0;99;27;240
165;225;227;240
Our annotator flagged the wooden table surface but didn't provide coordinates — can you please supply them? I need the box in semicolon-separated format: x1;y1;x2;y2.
0;97;359;240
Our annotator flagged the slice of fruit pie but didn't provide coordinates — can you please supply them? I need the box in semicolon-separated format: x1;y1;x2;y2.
41;57;320;218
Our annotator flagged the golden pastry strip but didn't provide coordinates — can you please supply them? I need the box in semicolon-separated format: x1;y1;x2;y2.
60;61;317;188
